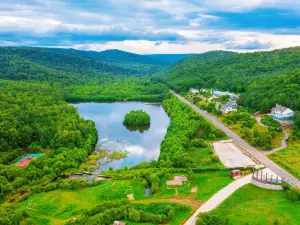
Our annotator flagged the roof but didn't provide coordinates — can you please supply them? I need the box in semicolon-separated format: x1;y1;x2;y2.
272;104;289;113
17;157;36;167
166;176;188;186
113;222;126;225
221;103;237;111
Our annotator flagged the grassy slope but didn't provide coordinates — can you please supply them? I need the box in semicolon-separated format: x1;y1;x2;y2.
204;184;300;225
269;145;300;179
154;172;232;201
11;171;232;225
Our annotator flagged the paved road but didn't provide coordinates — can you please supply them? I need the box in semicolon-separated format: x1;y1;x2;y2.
184;174;252;225
171;90;300;188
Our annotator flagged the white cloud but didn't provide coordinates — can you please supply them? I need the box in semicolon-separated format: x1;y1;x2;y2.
63;29;300;54
68;40;224;54
142;0;204;15
189;14;220;27
201;0;300;12
0;16;61;34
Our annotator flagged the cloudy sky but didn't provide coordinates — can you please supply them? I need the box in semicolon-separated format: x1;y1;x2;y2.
1;0;300;54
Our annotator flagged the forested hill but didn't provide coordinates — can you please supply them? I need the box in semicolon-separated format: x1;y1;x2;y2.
42;48;168;66
0;47;169;78
159;47;300;112
160;48;300;92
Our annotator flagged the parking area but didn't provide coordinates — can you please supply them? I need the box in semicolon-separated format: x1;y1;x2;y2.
212;140;256;168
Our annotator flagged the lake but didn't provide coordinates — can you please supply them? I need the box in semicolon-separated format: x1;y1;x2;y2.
72;102;170;171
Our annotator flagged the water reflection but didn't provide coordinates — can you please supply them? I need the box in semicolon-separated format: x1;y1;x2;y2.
123;124;150;133
72;102;170;171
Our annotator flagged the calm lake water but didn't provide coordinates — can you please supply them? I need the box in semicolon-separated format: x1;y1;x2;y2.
72;102;170;171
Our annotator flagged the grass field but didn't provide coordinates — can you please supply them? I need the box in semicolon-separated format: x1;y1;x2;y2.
187;147;225;169
200;184;300;225
11;171;232;225
269;145;300;179
13;180;142;224
154;171;232;202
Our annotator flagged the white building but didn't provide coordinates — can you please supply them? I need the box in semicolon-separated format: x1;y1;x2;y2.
271;104;294;121
221;103;237;114
189;88;199;94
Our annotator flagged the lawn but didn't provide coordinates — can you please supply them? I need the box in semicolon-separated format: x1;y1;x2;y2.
152;171;232;202
200;184;300;225
13;180;143;224
187;147;225;169
11;171;232;224
269;145;300;179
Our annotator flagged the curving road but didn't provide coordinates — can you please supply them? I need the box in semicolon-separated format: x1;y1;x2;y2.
263;130;289;155
170;90;300;188
184;174;253;225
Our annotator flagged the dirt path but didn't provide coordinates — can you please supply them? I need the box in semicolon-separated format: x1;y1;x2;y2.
132;196;202;210
263;130;289;155
255;116;267;127
170;90;300;188
255;116;289;155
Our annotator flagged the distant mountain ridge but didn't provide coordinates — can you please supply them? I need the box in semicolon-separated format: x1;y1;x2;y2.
146;54;193;65
0;47;171;79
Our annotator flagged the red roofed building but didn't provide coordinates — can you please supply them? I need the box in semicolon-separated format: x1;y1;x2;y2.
17;157;36;167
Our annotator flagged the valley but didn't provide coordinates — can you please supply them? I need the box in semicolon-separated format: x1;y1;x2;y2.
0;46;300;225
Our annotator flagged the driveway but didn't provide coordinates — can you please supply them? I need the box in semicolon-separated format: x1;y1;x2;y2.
184;174;253;225
170;90;300;188
263;130;289;155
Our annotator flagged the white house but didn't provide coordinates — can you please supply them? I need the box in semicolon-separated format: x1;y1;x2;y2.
271;104;294;121
189;88;199;94
221;103;237;114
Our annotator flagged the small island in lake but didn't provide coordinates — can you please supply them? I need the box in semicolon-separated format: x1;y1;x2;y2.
123;110;151;125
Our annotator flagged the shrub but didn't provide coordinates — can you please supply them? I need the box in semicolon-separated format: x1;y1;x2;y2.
286;187;300;202
197;214;229;225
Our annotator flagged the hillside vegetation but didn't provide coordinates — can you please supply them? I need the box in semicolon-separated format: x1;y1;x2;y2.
159;48;300;112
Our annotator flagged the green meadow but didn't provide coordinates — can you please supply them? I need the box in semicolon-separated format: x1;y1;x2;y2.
9;171;232;225
200;184;300;225
269;145;300;179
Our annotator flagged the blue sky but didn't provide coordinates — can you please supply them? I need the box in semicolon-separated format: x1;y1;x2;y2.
1;0;300;53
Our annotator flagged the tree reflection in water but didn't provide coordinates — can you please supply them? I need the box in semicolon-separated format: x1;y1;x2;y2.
123;123;150;133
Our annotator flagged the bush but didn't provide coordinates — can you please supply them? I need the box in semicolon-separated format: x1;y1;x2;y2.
191;139;208;148
128;208;141;222
197;214;229;225
286;187;300;202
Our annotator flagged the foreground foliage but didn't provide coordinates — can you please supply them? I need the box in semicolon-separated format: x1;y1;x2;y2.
198;184;300;225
